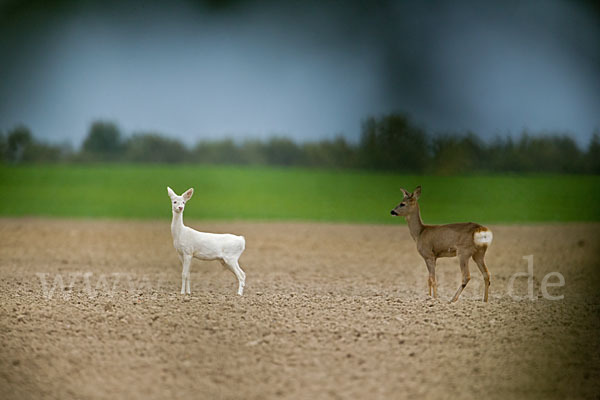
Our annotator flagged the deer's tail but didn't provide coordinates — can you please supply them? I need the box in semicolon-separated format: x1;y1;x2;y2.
473;227;493;247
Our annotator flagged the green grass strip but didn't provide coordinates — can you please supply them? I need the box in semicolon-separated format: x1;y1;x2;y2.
0;164;598;223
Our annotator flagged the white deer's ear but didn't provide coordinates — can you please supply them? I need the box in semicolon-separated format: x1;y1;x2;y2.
400;188;410;199
167;186;176;198
413;186;422;199
183;188;194;201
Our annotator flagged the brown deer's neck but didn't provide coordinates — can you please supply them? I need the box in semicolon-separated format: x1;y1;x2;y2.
405;204;424;241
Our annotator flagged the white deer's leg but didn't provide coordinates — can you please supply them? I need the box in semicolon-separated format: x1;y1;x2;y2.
179;254;185;295
223;257;246;296
233;260;246;296
181;254;192;295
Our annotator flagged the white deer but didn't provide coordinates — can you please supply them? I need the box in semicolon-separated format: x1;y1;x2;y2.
167;187;246;295
391;186;493;302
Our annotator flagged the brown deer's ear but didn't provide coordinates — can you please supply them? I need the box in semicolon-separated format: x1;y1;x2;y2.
400;188;410;199
413;186;422;199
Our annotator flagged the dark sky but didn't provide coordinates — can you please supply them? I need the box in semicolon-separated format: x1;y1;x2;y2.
1;0;599;146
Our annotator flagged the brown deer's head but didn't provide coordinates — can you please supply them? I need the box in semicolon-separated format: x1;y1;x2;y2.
390;186;421;217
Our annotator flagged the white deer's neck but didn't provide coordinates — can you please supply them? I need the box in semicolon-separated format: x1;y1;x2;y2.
405;205;424;241
171;211;185;238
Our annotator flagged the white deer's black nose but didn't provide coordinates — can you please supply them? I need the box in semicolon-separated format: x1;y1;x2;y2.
390;210;397;216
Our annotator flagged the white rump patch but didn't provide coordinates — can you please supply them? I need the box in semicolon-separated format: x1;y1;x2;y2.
473;229;493;246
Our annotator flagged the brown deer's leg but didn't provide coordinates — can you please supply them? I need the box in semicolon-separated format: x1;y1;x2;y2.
473;249;491;302
450;253;471;302
424;257;438;298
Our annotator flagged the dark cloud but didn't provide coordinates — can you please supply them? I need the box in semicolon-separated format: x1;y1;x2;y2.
1;0;599;146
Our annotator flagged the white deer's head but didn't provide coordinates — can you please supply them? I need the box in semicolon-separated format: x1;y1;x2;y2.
167;187;194;214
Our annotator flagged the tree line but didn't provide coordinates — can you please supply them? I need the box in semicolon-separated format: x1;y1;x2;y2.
1;114;599;174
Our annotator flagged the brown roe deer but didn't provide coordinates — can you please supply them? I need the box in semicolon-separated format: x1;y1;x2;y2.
390;186;493;302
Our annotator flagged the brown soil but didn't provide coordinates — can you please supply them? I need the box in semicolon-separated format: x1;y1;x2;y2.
1;218;599;399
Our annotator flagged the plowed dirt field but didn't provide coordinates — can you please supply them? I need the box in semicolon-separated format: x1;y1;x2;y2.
1;219;599;399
